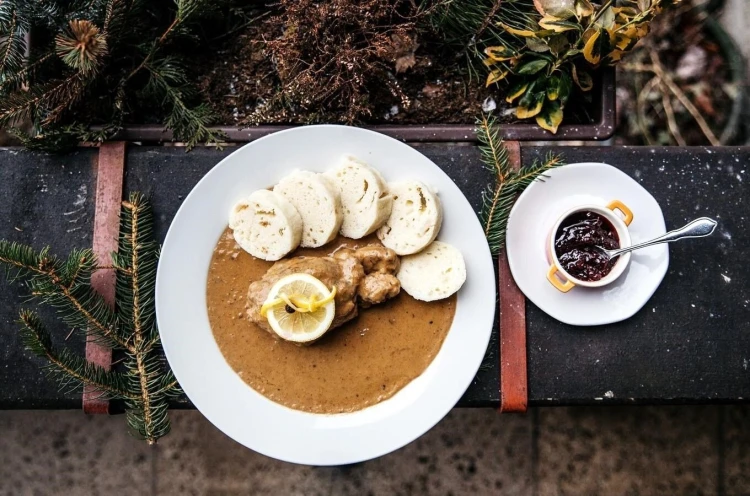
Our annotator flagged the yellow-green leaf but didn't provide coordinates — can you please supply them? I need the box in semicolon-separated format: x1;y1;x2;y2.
515;59;549;75
484;46;517;62
506;81;529;103
613;32;637;51
606;49;625;64
536;101;564;133
516;99;545;119
619;24;639;39
539;15;580;32
572;65;594;91
546;75;561;100
486;69;509;87
541;72;573;104
498;22;538;37
582;27;610;66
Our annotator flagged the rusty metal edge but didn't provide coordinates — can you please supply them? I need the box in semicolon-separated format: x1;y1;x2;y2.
108;70;615;143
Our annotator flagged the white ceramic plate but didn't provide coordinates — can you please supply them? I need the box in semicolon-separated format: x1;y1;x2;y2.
506;162;669;326
156;125;495;465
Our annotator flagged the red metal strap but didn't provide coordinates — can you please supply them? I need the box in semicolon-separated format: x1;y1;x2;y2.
498;141;528;413
84;142;126;414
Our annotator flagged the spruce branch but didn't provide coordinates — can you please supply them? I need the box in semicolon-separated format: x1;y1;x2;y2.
0;52;55;94
0;10;25;78
1;193;181;444
0;0;230;151
18;309;137;401
476;114;564;256
115;192;177;443
0;72;89;127
8;122;117;152
143;57;225;149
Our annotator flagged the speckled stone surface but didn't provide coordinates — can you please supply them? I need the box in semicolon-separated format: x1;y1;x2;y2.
536;406;721;495
325;409;533;495
154;409;532;496
4;406;750;495
722;405;750;494
0;411;152;496
0;149;97;409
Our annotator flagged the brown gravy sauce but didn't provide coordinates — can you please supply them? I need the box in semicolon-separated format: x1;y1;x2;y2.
207;228;456;414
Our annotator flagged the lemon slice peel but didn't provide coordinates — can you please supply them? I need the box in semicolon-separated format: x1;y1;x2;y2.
260;285;337;317
259;273;338;343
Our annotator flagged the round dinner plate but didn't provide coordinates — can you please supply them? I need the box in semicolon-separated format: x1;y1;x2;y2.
156;125;495;465
506;162;669;326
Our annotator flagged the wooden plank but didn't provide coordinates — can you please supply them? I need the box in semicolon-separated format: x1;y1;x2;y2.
84;142;126;414
499;141;528;413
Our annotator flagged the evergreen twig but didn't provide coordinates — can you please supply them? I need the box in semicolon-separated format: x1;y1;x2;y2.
0;0;230;151
0;193;180;444
19;310;138;401
476;113;564;256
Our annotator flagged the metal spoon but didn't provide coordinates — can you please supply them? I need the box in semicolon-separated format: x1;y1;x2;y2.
597;217;718;260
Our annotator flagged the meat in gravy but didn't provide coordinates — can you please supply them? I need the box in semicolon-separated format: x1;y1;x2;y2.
207;229;456;414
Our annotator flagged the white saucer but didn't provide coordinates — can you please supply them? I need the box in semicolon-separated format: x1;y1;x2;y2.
506;162;669;326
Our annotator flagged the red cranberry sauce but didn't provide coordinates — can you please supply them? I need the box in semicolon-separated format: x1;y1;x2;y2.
554;211;620;282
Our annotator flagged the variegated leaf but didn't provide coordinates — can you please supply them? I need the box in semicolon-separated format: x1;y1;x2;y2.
583;26;610;66
485;46;517;62
498;22;538;38
506;81;530;103
536;100;564;133
539;15;580;32
486;69;509;87
516;98;545;119
515;59;549;75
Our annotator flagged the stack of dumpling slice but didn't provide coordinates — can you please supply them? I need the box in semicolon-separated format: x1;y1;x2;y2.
229;155;466;301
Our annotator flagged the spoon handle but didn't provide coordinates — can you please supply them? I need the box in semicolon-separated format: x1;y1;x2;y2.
611;217;718;257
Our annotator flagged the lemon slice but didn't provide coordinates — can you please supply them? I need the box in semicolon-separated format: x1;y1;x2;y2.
260;274;336;343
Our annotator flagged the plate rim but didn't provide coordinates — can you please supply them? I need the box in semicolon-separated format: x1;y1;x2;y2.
155;124;496;465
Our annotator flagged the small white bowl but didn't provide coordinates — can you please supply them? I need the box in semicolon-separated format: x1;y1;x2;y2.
547;200;634;292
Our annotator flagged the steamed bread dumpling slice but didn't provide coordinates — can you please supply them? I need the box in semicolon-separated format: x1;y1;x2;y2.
397;241;466;301
229;190;302;261
377;180;442;256
325;156;393;239
274;170;343;248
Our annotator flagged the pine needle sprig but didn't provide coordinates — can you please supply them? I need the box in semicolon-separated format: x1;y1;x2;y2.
477;112;510;179
0;0;230;151
0;10;26;79
476;114;564;256
143;57;225;150
115;192;180;443
0;241;126;349
513;152;565;190
0;193;181;444
19;309;138;400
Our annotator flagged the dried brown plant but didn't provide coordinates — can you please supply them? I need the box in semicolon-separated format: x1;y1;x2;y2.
253;0;423;123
